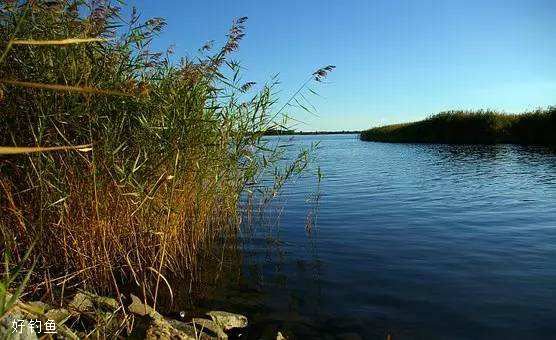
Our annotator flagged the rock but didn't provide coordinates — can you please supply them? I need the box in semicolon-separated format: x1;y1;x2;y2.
276;331;287;340
26;301;50;314
0;294;78;340
145;321;196;340
65;292;124;337
166;319;197;334
0;312;38;340
44;308;71;324
167;319;214;340
191;318;227;339
128;295;196;340
93;310;125;335
0;298;38;340
82;291;119;311
68;292;94;313
129;294;156;317
69;291;119;314
3;290;256;340
206;311;248;330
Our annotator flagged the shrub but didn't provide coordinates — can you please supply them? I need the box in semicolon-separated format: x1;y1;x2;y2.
360;108;556;144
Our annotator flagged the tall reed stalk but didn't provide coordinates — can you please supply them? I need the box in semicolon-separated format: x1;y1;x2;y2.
0;0;333;308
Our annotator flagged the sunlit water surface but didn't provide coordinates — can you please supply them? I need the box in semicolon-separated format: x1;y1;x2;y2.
202;134;556;340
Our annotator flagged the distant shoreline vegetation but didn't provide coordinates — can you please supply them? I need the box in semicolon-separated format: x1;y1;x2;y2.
360;107;556;145
264;128;360;136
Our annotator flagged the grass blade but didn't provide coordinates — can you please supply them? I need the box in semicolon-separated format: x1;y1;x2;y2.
11;38;107;45
0;144;93;155
0;80;133;97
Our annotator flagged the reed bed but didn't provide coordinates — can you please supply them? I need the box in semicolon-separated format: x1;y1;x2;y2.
0;0;332;309
360;108;556;144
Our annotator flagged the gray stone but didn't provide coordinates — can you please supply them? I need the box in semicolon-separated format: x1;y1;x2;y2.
68;292;94;313
82;291;119;311
191;318;227;339
128;295;196;340
145;321;196;340
128;294;159;319
44;308;71;324
206;311;248;330
69;291;119;314
167;319;214;340
26;301;50;314
0;312;38;340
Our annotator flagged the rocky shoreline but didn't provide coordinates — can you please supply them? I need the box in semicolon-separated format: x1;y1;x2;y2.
1;291;284;339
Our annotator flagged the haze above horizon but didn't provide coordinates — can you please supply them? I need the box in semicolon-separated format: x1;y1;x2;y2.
129;0;556;131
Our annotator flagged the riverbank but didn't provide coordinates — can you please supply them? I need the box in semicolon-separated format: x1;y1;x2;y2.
360;107;556;144
1;290;257;339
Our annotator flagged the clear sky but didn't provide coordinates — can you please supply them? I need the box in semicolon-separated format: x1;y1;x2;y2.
128;0;556;131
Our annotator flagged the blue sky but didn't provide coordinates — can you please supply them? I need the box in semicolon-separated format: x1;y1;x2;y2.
128;0;556;131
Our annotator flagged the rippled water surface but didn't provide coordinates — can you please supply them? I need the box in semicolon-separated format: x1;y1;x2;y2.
212;134;556;339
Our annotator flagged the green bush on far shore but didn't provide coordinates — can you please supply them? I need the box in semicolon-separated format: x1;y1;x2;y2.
360;107;556;144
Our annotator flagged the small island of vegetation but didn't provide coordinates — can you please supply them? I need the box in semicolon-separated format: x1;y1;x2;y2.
360;107;556;145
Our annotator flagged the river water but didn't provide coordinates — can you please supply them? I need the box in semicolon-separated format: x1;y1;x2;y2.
205;134;556;340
